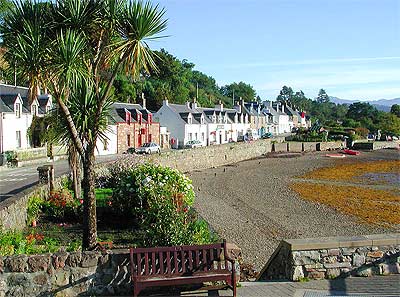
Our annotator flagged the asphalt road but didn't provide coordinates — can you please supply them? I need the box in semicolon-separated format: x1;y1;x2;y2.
0;155;118;202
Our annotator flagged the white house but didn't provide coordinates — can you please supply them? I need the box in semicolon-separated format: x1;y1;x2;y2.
0;84;53;153
154;100;208;148
262;101;290;134
155;100;250;147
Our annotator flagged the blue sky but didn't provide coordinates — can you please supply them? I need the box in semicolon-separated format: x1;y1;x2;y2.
152;0;400;101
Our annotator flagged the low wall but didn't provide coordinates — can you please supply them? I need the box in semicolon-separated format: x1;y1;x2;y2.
302;142;318;152
0;245;241;297
287;142;303;153
258;233;400;281
149;139;277;172
317;141;344;151
272;142;287;153
0;249;132;297
353;141;400;150
15;146;67;162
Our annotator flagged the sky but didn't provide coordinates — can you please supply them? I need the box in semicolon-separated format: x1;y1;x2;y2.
151;0;400;101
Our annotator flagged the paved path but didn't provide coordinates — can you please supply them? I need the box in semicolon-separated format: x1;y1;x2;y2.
0;154;118;202
164;275;400;296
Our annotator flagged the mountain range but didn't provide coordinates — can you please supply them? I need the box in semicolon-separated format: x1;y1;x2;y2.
329;97;400;112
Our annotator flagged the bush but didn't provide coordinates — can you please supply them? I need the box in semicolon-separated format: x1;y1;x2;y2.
27;195;45;225
42;189;80;221
110;162;215;246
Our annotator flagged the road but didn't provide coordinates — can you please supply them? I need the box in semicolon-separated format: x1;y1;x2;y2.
0;155;118;202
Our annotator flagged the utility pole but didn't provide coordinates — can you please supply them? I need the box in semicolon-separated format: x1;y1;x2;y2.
196;82;199;100
232;89;235;106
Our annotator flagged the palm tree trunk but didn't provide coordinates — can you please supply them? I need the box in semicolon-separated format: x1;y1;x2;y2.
69;145;81;201
82;142;97;249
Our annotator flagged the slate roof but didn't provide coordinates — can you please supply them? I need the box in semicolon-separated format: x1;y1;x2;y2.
0;94;30;113
0;84;29;97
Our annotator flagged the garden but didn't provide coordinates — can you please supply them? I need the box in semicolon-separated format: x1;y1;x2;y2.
0;162;217;256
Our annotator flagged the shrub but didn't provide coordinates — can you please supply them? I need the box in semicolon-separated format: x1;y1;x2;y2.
110;162;215;246
43;189;79;221
27;195;45;225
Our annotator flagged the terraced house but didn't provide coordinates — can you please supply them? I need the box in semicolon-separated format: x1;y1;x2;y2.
105;100;160;154
0;84;52;153
155;99;249;148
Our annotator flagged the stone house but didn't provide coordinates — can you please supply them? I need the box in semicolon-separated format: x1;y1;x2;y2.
106;101;160;154
235;100;266;137
262;101;290;134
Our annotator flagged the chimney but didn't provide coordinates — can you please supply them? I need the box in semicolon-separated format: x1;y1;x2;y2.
141;93;146;109
186;101;191;108
215;100;223;112
163;98;169;106
192;97;198;109
282;103;285;113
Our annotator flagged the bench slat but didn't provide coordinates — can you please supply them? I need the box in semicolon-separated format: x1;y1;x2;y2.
188;250;193;271
159;251;164;274
145;252;149;275
136;252;142;276
166;251;171;274
202;249;207;272
174;250;179;274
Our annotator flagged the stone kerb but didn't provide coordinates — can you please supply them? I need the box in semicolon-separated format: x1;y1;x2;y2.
259;233;400;281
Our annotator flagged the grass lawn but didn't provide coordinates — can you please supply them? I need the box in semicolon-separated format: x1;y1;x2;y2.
95;188;113;207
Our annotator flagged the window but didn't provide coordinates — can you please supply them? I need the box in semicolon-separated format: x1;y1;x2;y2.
201;132;205;141
15;103;21;118
16;131;21;148
188;116;192;124
31;104;38;116
103;139;108;150
148;134;152;142
127;134;131;147
225;131;228;141
201;116;205;124
195;133;198;140
188;133;192;141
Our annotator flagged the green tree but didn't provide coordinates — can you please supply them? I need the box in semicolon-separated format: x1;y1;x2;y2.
276;85;294;104
1;0;167;249
390;104;400;117
220;81;256;102
379;113;400;135
316;89;330;103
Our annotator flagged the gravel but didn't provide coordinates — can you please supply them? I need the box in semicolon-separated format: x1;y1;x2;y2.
187;149;399;272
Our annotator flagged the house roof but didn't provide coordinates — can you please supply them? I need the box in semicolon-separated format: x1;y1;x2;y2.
0;94;30;113
109;102;157;124
0;84;29;97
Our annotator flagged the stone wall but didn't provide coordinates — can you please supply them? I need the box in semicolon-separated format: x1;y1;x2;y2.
317;141;344;151
259;233;400;281
353;141;400;150
0;249;132;297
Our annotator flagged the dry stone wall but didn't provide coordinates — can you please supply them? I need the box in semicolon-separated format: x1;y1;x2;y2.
259;233;400;281
0;250;132;297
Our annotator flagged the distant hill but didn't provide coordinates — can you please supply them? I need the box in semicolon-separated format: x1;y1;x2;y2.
329;96;400;112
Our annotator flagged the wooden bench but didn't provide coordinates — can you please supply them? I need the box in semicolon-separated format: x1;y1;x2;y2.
130;240;237;297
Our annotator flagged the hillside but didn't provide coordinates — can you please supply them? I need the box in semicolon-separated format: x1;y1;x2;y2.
329;96;399;112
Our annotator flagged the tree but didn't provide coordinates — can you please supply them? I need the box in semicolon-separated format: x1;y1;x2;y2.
220;81;256;103
379;113;400;135
1;0;167;249
276;85;293;104
390;104;400;117
316;89;329;103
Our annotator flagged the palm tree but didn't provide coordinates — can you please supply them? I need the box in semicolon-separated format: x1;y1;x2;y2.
1;0;167;249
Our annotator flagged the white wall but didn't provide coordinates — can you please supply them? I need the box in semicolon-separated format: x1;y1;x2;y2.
1;112;32;153
95;125;117;155
155;105;185;148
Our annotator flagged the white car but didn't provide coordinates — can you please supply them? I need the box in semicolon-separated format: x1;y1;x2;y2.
135;142;161;154
185;140;203;148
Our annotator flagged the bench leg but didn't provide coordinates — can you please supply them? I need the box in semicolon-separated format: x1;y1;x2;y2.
134;283;140;297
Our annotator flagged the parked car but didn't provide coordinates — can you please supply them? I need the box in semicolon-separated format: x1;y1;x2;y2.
135;142;161;154
185;140;203;148
126;147;136;154
237;135;245;142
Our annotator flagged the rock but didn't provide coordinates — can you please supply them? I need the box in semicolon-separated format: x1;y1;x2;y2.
66;252;82;267
28;254;51;272
367;251;384;258
306;270;325;279
341;248;356;255
81;251;100;268
355;267;373;277
292;266;304;281
352;254;366;267
33;273;49;286
326;268;341;278
328;249;340;256
5;255;28;272
53;271;70;287
293;251;320;265
324;262;351;269
52;252;68;270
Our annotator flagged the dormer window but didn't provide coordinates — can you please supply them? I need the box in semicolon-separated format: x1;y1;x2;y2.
147;114;152;124
137;113;142;124
218;115;222;123
212;115;216;123
15;103;21;118
224;115;227;123
31;104;38;116
201;115;205;124
188;114;192;124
